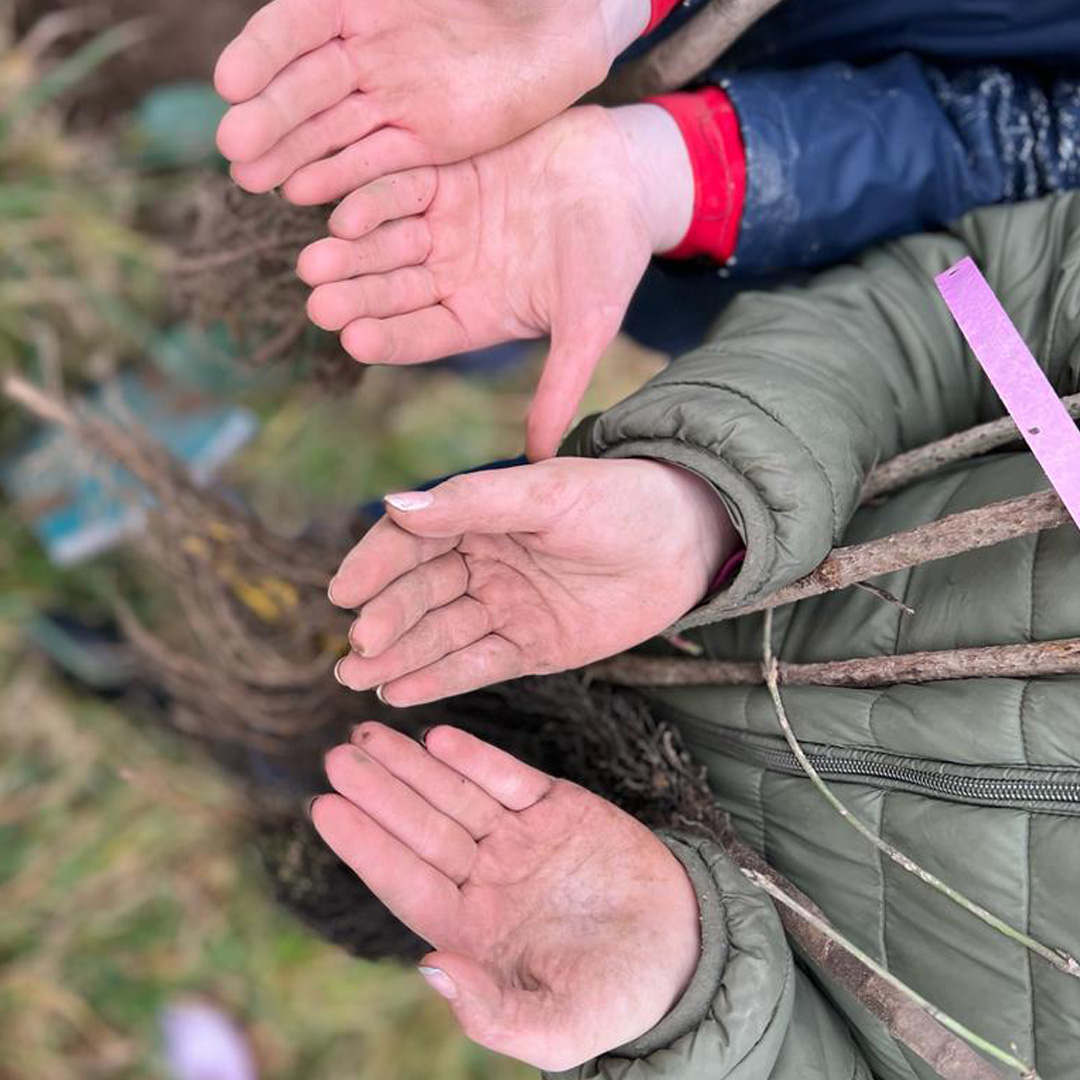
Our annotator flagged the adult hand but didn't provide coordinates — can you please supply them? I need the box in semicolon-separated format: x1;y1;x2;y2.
329;456;739;705
313;721;701;1071
215;0;651;203
298;105;693;460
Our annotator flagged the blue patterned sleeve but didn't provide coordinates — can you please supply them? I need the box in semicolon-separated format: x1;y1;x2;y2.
719;54;1080;274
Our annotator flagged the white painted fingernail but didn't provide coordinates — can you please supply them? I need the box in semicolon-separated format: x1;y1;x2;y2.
375;685;388;705
334;658;348;686
385;491;434;512
418;966;457;1000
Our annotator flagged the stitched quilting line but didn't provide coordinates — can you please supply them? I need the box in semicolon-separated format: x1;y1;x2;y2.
1024;811;1039;1075
876;790;925;1080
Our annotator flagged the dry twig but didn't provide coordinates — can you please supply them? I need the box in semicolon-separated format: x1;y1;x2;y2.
731;489;1071;618
591;0;782;105
760;610;1080;983
744;869;1036;1080
863;394;1080;502
589;636;1080;688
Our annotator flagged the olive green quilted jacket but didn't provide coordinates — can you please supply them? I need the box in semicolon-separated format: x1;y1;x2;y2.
555;193;1080;1080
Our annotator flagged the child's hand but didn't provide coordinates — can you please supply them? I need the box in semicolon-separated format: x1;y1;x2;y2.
328;457;739;706
313;722;702;1071
299;105;692;460
215;0;650;203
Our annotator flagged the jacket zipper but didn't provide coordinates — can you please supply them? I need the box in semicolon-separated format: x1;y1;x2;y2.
674;714;1080;813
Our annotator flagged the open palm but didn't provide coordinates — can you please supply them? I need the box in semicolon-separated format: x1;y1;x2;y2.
329;458;737;706
313;722;701;1071
215;0;641;203
298;107;655;459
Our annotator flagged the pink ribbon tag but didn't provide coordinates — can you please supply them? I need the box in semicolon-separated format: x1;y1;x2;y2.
935;256;1080;531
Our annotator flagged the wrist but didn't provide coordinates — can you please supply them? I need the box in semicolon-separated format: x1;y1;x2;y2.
611;104;695;254
598;0;652;60
653;462;741;599
647;88;747;263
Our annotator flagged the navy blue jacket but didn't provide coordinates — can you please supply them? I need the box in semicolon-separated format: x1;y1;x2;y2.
641;0;1080;273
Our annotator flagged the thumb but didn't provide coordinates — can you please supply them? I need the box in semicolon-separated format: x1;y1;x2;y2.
418;952;572;1071
382;463;574;538
526;314;619;463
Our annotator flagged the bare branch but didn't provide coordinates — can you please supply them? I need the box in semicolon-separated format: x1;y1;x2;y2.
589;636;1080;688
590;0;782;106
730;490;1072;618
759;610;1079;983
864;393;1080;502
744;869;1036;1080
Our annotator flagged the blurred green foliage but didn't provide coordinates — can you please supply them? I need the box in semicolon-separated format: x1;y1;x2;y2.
0;7;667;1078
0;14;163;376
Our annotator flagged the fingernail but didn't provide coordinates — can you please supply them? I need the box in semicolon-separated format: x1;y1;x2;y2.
418;966;457;1000
327;577;340;604
385;491;434;512
375;685;388;705
334;658;349;686
305;796;320;820
348;625;366;657
418;726;433;745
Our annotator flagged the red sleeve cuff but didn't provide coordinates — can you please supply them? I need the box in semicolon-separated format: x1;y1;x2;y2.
645;0;683;34
647;88;747;264
708;546;746;596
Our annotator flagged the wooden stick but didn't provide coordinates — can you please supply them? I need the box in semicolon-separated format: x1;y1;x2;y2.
589;636;1080;688
590;0;782;106
708;818;1021;1080
730;490;1072;618
744;869;1035;1079
759;611;1080;983
864;393;1080;502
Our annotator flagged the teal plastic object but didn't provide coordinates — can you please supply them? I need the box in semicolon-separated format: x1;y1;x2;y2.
132;82;228;169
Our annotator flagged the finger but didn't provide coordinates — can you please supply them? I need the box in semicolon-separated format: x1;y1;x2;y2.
329;518;458;610
283;128;430;205
311;793;461;943
526;317;620;463
350;722;503;839
380;463;575;539
230;93;385;194
324;744;476;882
328;169;439;239
216;41;365;163
214;0;343;103
379;636;528;707
340;306;473;366
418;952;572;1071
422;725;553;811
350;550;469;658
297;220;432;286
336;596;492;691
308;266;440;331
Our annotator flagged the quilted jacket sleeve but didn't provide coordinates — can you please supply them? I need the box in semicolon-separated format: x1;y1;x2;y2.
545;833;871;1080
567;192;1080;628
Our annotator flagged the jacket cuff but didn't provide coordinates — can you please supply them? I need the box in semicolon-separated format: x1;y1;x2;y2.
647;88;747;264
544;831;797;1080
613;832;730;1056
645;0;684;35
